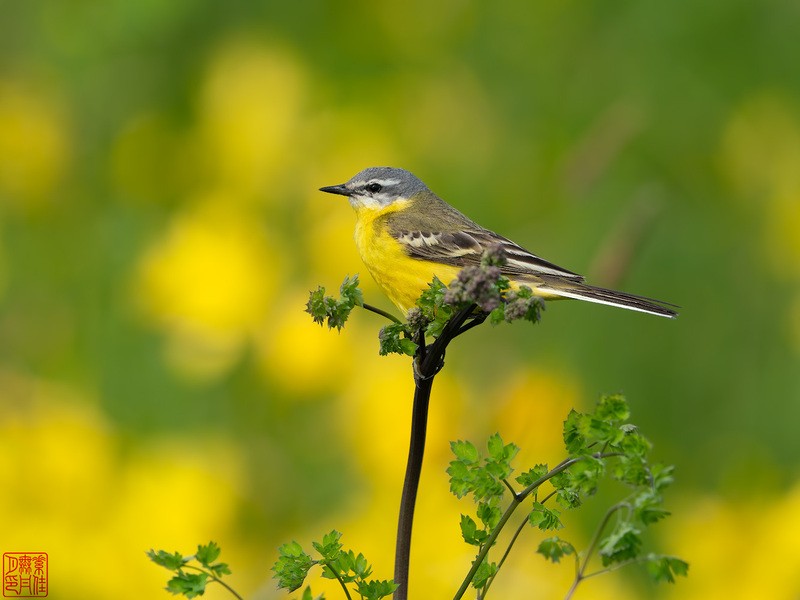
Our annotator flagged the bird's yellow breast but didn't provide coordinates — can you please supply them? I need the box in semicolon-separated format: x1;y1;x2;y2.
352;201;461;314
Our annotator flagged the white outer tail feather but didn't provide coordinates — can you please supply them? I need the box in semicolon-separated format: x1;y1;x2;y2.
537;286;678;318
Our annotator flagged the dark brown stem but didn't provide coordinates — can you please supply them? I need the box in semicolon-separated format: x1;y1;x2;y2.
393;305;478;600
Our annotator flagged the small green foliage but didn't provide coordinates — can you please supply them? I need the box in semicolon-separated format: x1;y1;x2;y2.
645;555;690;583
148;549;189;571
148;542;239;599
447;434;514;503
537;537;575;563
306;275;364;331
450;440;480;464
166;571;209;598
355;580;398;600
416;277;453;338
312;530;344;563
515;464;549;488
450;396;686;599
633;489;671;524
378;323;417;356
476;502;502;530
272;531;395;600
274;541;314;592
300;586;326;600
598;520;643;566
460;514;488;546
471;559;498;589
528;502;563;531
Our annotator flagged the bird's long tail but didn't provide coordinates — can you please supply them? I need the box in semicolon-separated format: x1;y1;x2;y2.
535;278;679;318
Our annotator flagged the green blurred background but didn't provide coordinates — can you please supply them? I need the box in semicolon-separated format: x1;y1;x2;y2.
1;1;799;598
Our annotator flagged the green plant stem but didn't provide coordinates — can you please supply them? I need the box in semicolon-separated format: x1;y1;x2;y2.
183;565;244;600
482;515;528;596
452;453;621;600
362;303;403;324
564;502;627;600
394;305;480;600
329;566;355;600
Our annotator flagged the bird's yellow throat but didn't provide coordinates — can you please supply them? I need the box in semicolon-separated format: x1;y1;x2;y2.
352;199;461;314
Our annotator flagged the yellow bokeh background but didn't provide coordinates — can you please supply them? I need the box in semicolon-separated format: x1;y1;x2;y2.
2;3;800;599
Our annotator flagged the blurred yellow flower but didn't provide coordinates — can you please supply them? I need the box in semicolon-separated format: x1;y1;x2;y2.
490;366;583;466
662;490;800;600
254;288;360;395
198;38;306;200
0;371;252;599
0;81;69;209
764;190;800;279
134;194;283;380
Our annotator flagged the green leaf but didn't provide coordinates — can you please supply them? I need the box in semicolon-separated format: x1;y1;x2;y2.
355;579;398;600
322;549;371;583
477;502;502;530
645;555;689;583
617;428;651;457
596;393;630;423
563;409;587;455
378;323;417;356
487;433;519;463
306;286;329;326
273;541;315;592
460;514;484;546
598;521;642;566
489;305;506;324
195;541;221;568
471;559;498;589
300;586;326;600
312;530;343;562
550;471;582;509
515;464;549;488
451;440;480;464
208;563;231;578
447;460;473;498
528;502;563;531
537;537;575;563
633;490;671;525
166;571;208;598
651;463;676;491
147;549;190;571
566;455;604;497
305;276;364;331
339;275;364;308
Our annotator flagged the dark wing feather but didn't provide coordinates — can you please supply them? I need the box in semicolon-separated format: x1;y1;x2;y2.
392;227;584;282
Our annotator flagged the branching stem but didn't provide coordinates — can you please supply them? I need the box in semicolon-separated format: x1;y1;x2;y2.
393;304;480;600
362;303;403;324
183;565;244;600
564;502;628;600
452;452;621;600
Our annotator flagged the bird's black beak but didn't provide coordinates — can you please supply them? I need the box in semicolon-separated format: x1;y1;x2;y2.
319;183;351;196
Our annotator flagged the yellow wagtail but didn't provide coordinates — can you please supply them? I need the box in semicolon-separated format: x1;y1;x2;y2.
320;167;677;318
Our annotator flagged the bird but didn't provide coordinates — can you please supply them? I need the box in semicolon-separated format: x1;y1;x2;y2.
319;167;677;318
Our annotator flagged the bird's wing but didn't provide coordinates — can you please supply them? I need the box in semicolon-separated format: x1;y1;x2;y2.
392;227;584;282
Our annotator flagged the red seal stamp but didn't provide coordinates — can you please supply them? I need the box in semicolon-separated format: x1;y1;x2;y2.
2;553;48;598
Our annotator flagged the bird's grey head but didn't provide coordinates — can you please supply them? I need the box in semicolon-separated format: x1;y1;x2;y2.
319;167;429;209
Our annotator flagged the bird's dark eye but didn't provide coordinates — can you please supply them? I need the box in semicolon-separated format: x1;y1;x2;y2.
365;182;383;193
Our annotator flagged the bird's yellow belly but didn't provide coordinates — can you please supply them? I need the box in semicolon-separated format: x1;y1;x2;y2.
352;204;562;314
354;211;460;314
